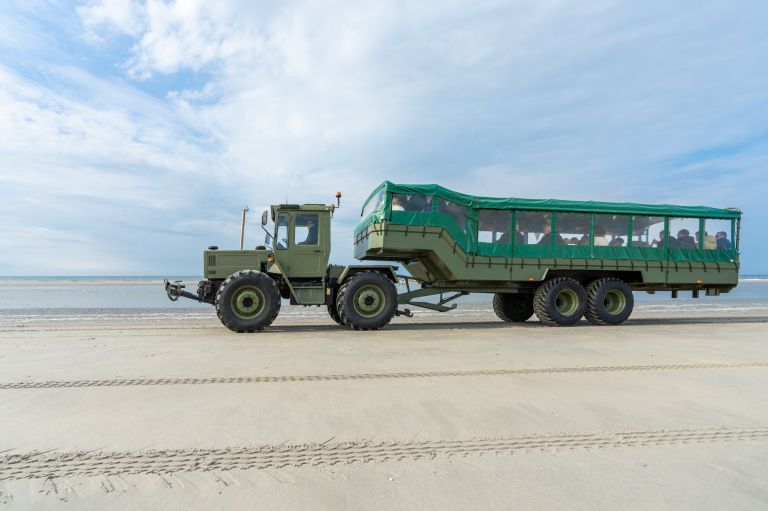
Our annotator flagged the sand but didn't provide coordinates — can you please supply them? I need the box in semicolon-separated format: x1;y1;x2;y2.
1;307;767;510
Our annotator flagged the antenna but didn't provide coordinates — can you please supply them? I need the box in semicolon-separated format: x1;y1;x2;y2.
240;205;249;250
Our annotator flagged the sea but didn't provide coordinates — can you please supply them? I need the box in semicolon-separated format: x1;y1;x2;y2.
1;275;767;323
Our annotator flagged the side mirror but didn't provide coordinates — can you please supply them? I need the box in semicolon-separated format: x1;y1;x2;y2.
261;210;268;225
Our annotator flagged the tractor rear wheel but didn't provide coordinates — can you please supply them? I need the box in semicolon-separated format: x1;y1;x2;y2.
492;293;534;322
215;270;281;332
327;302;345;325
336;271;397;330
533;277;586;326
584;278;634;325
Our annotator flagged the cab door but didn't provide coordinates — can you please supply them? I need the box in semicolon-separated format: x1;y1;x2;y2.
289;211;329;277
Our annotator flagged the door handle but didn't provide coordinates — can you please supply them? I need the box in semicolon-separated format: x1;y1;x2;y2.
313;250;322;253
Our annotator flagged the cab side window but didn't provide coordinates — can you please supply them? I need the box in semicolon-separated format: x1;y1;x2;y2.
275;213;289;250
295;213;319;245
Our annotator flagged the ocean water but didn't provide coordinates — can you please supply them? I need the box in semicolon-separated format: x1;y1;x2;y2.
0;276;767;319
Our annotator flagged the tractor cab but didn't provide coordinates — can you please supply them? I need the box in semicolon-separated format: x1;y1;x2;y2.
267;204;333;279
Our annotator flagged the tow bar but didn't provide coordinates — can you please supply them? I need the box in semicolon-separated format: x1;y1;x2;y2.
164;279;204;302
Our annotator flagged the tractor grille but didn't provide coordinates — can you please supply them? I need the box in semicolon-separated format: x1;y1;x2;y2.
207;254;216;267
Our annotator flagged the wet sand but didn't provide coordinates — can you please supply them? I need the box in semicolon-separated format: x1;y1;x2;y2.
1;308;767;510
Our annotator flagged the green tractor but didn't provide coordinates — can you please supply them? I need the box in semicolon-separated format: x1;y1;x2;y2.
165;195;405;332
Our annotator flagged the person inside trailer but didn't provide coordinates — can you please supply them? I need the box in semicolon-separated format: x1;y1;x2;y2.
609;237;625;247
391;196;405;211
716;231;732;250
593;226;609;246
652;230;678;248
676;229;696;249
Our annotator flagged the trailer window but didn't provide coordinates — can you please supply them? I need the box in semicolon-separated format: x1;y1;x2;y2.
392;193;432;213
437;199;466;232
556;213;590;246
361;189;385;217
595;214;630;247
669;217;699;249
631;216;665;247
295;213;319;245
703;219;733;250
275;213;289;250
478;210;512;244
516;211;551;245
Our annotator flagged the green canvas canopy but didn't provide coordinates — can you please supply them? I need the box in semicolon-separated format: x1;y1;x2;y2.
362;181;741;220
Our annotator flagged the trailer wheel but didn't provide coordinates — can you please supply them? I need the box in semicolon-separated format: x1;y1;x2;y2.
492;293;534;322
585;278;634;325
327;303;345;325
215;270;281;332
336;271;397;330
533;277;586;326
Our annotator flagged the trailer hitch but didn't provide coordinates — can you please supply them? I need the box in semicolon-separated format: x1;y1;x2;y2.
164;279;204;303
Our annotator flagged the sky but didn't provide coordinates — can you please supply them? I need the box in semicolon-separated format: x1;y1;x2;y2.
0;0;766;275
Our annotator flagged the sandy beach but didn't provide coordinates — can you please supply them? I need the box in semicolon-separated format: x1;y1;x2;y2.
1;307;767;510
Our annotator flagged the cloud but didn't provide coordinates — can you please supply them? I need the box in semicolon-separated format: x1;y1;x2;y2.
0;0;766;275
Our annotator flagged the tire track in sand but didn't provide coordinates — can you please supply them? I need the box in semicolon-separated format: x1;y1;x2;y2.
2;426;767;480
1;361;767;390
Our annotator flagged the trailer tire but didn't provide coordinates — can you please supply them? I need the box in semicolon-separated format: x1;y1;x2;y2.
585;278;634;325
493;293;534;322
533;277;586;326
215;270;281;332
336;271;397;330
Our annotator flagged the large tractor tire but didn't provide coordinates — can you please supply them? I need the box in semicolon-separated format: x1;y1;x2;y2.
215;270;281;332
533;277;586;326
584;278;634;325
327;303;345;325
492;293;534;322
336;271;397;330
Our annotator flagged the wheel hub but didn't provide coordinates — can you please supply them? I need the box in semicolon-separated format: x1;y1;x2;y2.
232;286;265;319
555;289;579;316
354;285;385;317
603;289;627;314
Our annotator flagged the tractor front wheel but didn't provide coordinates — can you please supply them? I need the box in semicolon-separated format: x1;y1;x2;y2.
215;270;281;332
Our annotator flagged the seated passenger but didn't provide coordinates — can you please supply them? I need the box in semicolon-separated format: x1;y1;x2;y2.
568;237;579;245
716;231;732;250
391;196;405;211
652;230;678;248
676;229;696;249
593;226;609;246
537;224;565;245
609;237;625;247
